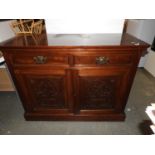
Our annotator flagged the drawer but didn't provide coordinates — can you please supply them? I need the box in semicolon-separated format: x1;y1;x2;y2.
74;53;135;66
10;53;69;66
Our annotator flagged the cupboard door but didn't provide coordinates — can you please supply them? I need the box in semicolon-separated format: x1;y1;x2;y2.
73;68;130;114
14;69;72;114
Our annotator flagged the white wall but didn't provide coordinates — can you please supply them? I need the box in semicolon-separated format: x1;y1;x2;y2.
127;19;155;44
144;49;155;77
0;20;15;68
45;19;125;34
0;20;15;42
126;19;155;68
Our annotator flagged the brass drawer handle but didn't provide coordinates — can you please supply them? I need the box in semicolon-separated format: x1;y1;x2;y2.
96;56;109;65
33;56;47;64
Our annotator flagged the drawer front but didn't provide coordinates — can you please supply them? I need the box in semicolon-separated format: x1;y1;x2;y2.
10;53;69;66
74;53;135;66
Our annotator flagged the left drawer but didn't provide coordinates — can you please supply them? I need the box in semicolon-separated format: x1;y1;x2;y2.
9;52;69;66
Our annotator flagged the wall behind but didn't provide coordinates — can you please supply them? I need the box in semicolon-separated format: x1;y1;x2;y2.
126;19;155;44
0;20;15;68
0;20;15;42
126;19;155;67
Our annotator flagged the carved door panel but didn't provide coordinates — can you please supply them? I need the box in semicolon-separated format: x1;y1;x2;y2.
73;68;130;114
14;69;72;114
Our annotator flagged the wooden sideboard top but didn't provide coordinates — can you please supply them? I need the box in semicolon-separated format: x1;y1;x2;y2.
0;32;150;49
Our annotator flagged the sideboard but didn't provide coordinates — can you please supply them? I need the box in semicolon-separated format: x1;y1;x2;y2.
0;33;149;121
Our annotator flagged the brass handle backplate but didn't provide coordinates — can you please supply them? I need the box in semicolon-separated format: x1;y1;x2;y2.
33;56;47;64
96;56;109;65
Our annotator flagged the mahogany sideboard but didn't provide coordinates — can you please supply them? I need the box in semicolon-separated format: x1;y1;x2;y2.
0;33;149;121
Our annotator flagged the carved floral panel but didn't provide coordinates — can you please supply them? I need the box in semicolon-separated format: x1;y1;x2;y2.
79;76;117;109
28;76;66;108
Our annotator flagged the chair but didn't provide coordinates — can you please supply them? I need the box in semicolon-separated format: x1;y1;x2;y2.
10;19;43;35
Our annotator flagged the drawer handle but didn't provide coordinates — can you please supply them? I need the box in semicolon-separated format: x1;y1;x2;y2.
96;56;109;65
33;56;47;64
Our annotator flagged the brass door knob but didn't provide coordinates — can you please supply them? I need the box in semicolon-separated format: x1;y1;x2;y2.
96;56;109;65
33;56;47;64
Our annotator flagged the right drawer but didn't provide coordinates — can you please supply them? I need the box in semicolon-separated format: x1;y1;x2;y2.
74;53;136;66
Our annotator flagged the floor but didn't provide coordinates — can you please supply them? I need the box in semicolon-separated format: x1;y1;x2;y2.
0;69;155;135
